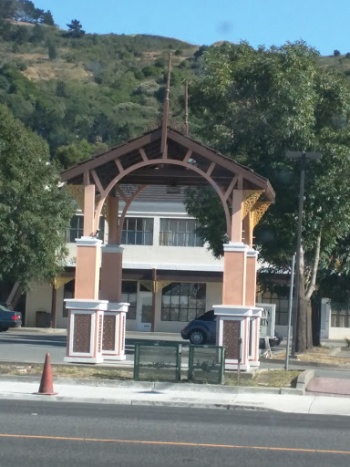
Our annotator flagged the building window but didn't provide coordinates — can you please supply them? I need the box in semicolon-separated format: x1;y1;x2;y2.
66;215;105;242
161;282;206;322
331;305;350;327
122;281;137;320
159;219;204;247
63;280;74;318
121;218;153;245
260;292;289;325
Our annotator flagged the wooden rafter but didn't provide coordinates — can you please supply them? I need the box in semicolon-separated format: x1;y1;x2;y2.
183;149;193;164
206;162;216;177
139;148;148;162
115;159;124;174
224;175;238;201
91;169;104;194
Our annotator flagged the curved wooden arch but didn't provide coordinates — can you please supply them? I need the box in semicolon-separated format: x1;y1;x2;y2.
93;159;232;238
116;184;147;244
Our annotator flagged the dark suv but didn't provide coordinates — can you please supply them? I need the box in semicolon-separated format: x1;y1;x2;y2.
181;310;282;348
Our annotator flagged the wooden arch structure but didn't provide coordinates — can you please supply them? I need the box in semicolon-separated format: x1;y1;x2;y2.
61;126;275;369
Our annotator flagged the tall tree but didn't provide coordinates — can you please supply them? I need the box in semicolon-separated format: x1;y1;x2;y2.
65;19;85;38
187;41;350;352
0;0;16;19
41;10;54;26
0;104;73;287
13;0;37;23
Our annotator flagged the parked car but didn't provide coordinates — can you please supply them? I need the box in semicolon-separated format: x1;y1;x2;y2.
181;310;282;348
0;303;22;332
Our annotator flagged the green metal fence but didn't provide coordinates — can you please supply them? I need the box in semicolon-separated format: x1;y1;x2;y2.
188;345;225;385
133;342;181;382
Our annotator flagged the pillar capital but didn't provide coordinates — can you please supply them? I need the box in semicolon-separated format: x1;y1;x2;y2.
102;244;124;254
223;242;250;253
213;305;263;317
76;236;103;247
107;302;129;312
247;248;259;258
64;298;108;310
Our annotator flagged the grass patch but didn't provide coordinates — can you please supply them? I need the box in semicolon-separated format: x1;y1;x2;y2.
225;369;301;388
0;363;300;388
270;345;350;365
0;363;133;380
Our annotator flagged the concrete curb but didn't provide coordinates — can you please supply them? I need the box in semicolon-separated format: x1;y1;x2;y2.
296;369;314;393
0;392;277;411
0;375;303;396
260;357;350;369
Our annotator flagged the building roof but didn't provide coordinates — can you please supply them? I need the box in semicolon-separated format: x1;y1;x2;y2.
61;126;275;203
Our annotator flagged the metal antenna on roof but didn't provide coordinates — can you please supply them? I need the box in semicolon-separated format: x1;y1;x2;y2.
161;52;172;157
184;80;189;136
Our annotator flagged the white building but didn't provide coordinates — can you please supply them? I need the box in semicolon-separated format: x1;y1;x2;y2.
25;185;224;332
25;186;346;341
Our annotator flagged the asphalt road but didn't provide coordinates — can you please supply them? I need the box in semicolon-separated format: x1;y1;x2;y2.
0;330;136;364
0;401;349;466
0;330;186;364
0;331;67;364
2;330;350;384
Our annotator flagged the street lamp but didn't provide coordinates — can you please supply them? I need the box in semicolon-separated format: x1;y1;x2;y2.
286;151;322;356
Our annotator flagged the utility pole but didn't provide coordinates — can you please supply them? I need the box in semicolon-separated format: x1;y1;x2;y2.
285;253;295;370
286;151;322;355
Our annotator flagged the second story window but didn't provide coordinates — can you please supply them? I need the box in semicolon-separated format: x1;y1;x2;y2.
67;215;83;242
121;218;153;245
66;215;105;243
159;219;204;247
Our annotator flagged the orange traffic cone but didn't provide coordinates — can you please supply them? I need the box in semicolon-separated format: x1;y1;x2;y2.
36;353;57;395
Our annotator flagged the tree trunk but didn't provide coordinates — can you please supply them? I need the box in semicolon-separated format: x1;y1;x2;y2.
306;300;313;349
296;245;314;352
297;299;306;352
297;233;322;353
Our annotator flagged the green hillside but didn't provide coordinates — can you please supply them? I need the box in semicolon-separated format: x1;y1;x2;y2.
0;4;205;167
0;2;347;169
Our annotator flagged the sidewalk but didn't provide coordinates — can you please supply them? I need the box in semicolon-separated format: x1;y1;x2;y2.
1;376;350;416
5;327;350;413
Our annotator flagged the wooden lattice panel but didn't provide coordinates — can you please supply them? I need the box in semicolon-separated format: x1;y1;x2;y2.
242;190;263;219
252;201;271;227
103;314;116;351
73;314;91;353
223;320;241;360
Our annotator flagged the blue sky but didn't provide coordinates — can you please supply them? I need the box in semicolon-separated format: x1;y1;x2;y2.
34;0;349;56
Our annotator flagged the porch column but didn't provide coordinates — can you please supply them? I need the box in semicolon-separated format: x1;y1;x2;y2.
100;196;129;360
246;249;260;367
65;184;105;364
214;189;262;371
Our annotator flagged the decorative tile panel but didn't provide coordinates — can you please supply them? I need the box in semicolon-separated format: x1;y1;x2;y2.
223;320;240;360
73;314;91;353
103;315;116;351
